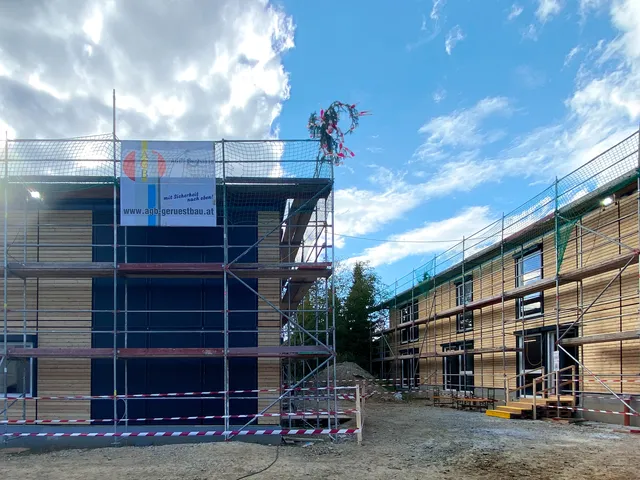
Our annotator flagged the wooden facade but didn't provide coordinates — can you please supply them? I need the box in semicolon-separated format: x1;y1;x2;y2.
376;186;640;418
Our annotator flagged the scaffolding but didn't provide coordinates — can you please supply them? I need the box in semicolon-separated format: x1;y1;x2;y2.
372;128;640;422
0;98;351;443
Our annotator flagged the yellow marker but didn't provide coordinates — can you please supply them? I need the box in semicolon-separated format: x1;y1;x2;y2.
141;140;148;183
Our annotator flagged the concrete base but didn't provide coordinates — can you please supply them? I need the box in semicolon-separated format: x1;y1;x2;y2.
580;396;639;427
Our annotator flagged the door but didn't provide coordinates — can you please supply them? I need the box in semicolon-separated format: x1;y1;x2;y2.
400;350;419;388
517;328;578;398
443;342;474;393
518;333;544;397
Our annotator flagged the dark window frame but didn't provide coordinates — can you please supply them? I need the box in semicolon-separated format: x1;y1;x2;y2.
409;325;419;342
455;275;474;333
399;298;420;324
0;334;37;398
400;328;409;344
514;244;544;319
441;340;474;393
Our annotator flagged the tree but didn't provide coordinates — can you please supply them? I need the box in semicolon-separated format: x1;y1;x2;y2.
337;261;384;369
290;260;384;371
289;261;350;347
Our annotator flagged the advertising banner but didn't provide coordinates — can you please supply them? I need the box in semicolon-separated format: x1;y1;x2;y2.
120;140;216;227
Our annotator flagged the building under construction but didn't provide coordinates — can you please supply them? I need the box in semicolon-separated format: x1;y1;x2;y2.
373;129;640;425
0;132;346;440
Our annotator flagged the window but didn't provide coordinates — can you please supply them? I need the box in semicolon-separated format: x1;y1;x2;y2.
400;299;419;324
442;341;474;393
401;328;409;344
409;325;419;342
515;246;544;319
456;276;474;333
399;348;419;388
0;342;34;397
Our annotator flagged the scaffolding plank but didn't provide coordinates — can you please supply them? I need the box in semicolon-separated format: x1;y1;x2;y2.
6;262;114;278
3;262;331;279
559;330;640;346
6;346;333;359
420;347;522;358
373;346;522;362
385;251;639;333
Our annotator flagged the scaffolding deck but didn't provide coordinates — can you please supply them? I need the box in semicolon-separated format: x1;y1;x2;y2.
6;346;333;359
559;330;640;346
373;346;522;362
3;262;331;279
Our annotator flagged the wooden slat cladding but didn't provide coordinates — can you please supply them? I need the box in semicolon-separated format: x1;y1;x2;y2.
386;192;640;392
1;209;93;420
257;211;281;424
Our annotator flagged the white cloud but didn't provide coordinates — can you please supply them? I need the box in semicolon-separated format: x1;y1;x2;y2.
508;4;524;20
348;206;495;267
445;25;465;55
432;88;447;103
610;0;640;60
82;8;104;44
0;0;295;141
521;24;539;41
334;153;503;248
579;0;608;17
416;97;511;160
564;46;582;68
407;2;444;51
536;0;563;22
366;146;384;154
431;0;447;20
334;184;417;249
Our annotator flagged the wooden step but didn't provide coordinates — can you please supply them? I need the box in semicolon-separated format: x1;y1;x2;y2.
486;409;520;419
497;406;531;414
543;396;576;405
510;397;576;407
507;402;535;409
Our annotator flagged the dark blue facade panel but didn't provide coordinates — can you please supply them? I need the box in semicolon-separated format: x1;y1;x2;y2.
89;204;262;424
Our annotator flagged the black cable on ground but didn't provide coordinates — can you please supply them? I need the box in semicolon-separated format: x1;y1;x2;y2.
235;443;280;480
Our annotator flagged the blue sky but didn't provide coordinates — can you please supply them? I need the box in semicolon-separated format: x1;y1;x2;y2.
0;0;638;289
274;0;640;286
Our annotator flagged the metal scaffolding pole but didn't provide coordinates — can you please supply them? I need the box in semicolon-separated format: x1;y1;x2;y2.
330;170;338;430
3;131;9;438
462;236;467;394
111;89;119;442
555;177;561;415
123;225;129;429
222;139;230;439
500;214;507;401
21;195;27;420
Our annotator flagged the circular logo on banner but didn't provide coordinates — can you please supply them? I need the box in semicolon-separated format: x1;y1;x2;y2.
123;150;167;181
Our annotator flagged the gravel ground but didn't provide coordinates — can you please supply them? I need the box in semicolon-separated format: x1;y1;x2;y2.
2;400;638;479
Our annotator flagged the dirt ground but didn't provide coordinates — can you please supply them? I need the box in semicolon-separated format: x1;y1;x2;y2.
2;400;639;479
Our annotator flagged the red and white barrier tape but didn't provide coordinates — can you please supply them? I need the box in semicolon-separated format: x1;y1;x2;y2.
555;406;640;417
21;386;355;401
0;410;357;424
1;428;360;438
578;394;638;400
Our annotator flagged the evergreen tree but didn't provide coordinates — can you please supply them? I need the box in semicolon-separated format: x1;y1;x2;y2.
338;261;384;369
